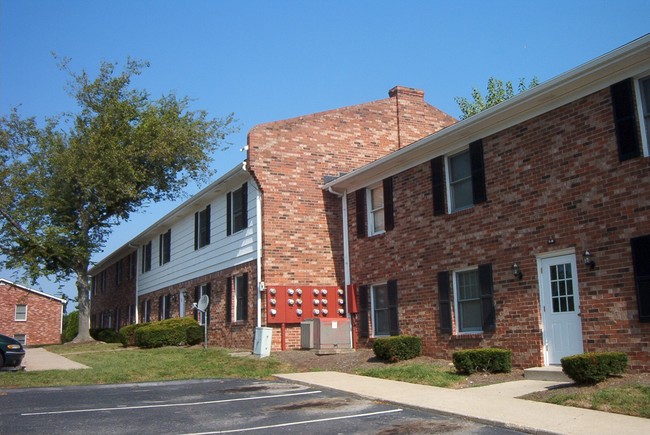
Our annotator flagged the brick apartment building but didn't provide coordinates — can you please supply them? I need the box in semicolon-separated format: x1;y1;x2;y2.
90;35;650;370
324;35;650;370
0;279;65;346
89;86;454;349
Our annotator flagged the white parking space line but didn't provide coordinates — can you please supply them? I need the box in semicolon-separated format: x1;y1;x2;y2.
183;408;405;434
21;390;322;416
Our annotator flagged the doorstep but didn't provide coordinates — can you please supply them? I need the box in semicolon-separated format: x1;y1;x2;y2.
524;365;572;382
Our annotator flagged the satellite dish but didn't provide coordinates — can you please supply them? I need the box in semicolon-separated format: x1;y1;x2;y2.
197;295;209;312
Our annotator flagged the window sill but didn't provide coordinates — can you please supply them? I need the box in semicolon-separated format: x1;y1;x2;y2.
450;333;484;340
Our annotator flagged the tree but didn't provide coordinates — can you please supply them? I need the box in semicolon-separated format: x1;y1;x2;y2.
454;76;540;119
0;58;236;342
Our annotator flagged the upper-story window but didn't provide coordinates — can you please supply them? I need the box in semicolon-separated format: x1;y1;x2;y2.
159;229;171;265
355;177;394;238
431;139;486;215
142;241;152;273
194;205;211;249
227;182;248;235
367;183;385;235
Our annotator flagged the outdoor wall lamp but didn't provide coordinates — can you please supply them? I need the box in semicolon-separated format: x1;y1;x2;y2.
512;263;523;279
583;251;595;269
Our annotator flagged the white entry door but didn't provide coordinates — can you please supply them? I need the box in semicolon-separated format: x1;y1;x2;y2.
540;254;584;365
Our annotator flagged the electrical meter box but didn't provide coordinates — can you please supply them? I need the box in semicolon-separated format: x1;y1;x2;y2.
300;319;315;349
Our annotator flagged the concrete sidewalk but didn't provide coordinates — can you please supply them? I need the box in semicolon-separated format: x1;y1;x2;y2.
275;371;650;435
22;348;89;371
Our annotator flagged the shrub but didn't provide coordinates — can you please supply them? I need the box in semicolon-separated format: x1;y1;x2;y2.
118;323;149;347
63;311;79;343
134;317;203;348
453;348;512;374
561;352;628;384
90;328;121;343
373;336;422;362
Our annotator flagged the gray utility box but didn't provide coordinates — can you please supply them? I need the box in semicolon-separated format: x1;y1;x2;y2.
300;319;315;349
301;318;352;350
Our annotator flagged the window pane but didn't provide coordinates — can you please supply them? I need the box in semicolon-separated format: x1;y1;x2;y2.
372;210;385;232
371;186;384;209
15;305;27;320
460;300;482;331
451;178;473;210
372;285;389;335
456;270;481;332
450;151;471;181
457;271;479;300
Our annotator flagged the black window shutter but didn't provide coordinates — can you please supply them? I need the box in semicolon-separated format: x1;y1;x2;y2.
226;277;232;323
159;234;163;266
387;279;399;336
469;139;487;204
204;205;211;246
358;285;369;337
431;157;445;216
631;235;650;322
242;273;249;321
611;79;641;162
383;177;395;231
241;182;248;229
478;263;496;331
194;212;199;250
356;189;366;238
194;286;199;321
205;283;211;325
438;271;452;333
227;192;232;236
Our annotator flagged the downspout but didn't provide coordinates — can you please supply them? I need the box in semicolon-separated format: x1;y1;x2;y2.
129;243;140;324
256;182;263;328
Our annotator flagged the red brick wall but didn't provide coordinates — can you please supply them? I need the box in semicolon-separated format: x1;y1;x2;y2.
347;87;650;370
247;87;454;291
0;282;63;345
90;252;138;330
248;87;456;350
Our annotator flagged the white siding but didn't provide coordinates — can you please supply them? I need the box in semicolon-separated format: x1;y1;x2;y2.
137;176;258;296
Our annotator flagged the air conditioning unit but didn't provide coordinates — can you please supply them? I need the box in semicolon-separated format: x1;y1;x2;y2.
313;318;352;350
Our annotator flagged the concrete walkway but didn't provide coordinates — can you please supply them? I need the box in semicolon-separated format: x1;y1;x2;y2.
22;348;89;371
275;371;650;435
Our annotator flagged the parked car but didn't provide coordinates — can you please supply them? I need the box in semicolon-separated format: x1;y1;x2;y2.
0;333;26;369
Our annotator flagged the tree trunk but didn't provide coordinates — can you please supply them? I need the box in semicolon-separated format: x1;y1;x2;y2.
72;268;95;343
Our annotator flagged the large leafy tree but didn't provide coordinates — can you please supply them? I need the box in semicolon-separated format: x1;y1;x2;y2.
455;76;539;119
0;58;236;341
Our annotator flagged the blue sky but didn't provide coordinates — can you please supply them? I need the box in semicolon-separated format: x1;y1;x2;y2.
1;0;649;303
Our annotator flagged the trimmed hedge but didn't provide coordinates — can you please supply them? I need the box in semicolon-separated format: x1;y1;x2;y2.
561;352;628;384
133;317;203;348
373;335;422;362
453;348;512;374
118;323;149;347
90;328;121;343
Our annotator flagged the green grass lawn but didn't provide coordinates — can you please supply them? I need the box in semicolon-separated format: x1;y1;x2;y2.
0;343;286;389
355;363;466;388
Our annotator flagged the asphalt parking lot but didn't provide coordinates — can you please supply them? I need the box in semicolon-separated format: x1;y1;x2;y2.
0;378;527;434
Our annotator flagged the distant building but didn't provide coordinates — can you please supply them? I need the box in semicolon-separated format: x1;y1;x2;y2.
0;279;65;346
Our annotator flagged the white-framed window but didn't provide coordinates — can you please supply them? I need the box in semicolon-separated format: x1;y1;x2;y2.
13;334;26;345
227;183;248;236
234;274;247;322
367;183;385;236
447;149;473;212
195;205;211;249
159;229;171;265
371;284;389;336
454;269;482;333
141;299;151;323
636;75;650;156
15;304;27;321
